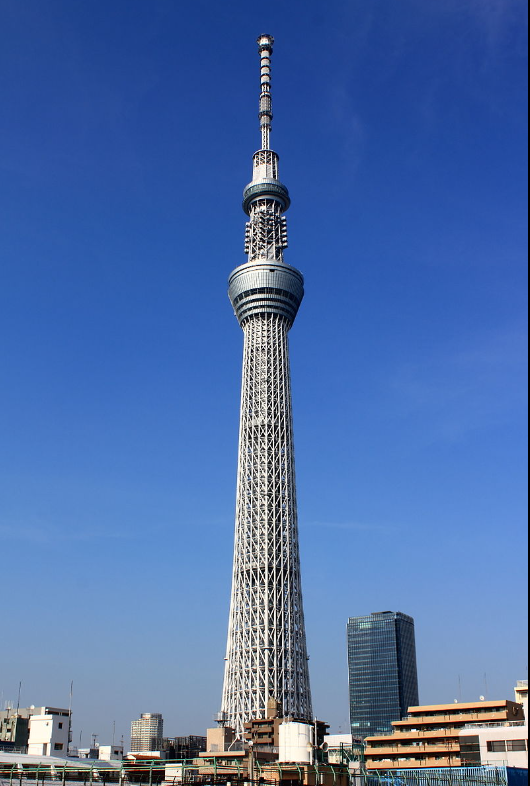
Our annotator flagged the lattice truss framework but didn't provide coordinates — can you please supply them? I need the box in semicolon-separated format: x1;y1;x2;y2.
245;198;288;262
244;151;288;263
221;313;312;736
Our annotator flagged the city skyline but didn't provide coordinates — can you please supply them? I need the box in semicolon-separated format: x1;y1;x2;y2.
0;0;527;747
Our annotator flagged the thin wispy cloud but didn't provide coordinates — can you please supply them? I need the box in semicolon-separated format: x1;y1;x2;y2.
333;0;527;137
465;0;527;51
304;520;394;534
0;521;134;545
390;323;527;442
328;85;365;176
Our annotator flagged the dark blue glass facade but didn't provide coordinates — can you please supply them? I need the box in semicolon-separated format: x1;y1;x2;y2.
347;611;419;739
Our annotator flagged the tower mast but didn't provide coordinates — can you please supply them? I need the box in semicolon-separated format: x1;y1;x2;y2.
221;35;312;737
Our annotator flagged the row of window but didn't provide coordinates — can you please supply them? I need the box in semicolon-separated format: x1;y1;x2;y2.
233;287;299;305
487;739;527;752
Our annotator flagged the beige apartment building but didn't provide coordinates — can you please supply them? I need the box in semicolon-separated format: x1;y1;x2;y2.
364;700;525;771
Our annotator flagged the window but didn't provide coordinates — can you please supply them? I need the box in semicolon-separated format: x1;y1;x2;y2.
507;740;527;752
487;741;506;752
460;736;481;764
54;743;64;751
58;723;63;729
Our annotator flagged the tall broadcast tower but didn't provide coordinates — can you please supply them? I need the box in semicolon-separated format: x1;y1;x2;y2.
221;35;313;737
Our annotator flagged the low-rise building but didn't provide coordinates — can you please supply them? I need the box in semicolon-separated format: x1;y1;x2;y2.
162;736;206;759
205;726;238;754
27;712;70;757
0;707;70;758
459;722;528;769
97;745;124;761
0;714;29;750
77;747;100;759
515;681;528;720
364;699;525;771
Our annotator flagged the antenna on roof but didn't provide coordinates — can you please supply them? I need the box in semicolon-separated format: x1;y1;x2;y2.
15;681;21;716
68;681;73;755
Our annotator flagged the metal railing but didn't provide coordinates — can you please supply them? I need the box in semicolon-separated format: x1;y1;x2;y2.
461;722;526;729
360;767;516;785
0;761;523;786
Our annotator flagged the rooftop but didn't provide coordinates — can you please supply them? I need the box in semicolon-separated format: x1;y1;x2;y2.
0;752;122;769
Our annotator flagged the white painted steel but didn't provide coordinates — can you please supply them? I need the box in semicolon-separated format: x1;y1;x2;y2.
220;35;312;737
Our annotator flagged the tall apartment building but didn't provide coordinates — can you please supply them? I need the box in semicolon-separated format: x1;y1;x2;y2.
130;713;163;753
347;612;419;738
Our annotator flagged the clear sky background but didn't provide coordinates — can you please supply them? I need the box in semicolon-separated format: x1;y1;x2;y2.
0;0;527;749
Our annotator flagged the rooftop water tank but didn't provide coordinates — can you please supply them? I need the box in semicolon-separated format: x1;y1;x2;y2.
278;721;313;763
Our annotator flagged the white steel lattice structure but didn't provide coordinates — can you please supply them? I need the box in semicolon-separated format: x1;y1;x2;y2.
221;35;312;737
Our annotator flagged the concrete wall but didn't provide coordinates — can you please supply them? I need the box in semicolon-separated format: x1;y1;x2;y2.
98;745;123;760
206;727;234;753
27;714;69;758
460;724;528;769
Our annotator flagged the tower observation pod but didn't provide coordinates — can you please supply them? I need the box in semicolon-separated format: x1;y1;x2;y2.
221;35;313;738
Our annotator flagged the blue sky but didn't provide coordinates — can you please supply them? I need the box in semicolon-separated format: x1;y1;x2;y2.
0;0;527;747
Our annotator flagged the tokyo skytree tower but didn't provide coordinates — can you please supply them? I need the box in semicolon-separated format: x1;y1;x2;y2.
221;35;312;736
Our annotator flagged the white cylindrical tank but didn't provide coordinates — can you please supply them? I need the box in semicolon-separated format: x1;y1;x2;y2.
278;721;313;763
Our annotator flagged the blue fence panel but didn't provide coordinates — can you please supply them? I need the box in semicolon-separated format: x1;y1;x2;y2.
506;768;529;786
364;767;528;785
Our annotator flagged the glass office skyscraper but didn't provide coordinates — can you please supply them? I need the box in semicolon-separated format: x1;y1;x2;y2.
347;611;419;739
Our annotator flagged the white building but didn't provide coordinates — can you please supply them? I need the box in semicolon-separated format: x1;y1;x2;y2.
77;748;99;759
515;680;528;720
27;708;70;757
98;744;124;761
459;721;528;769
324;734;364;774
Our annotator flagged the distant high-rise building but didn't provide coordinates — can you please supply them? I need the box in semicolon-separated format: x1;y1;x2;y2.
130;713;163;753
347;611;419;738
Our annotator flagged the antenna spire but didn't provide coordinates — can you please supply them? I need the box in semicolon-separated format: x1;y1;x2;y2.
257;34;274;150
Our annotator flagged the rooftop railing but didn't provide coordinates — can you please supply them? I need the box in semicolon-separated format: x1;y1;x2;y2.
461;721;526;729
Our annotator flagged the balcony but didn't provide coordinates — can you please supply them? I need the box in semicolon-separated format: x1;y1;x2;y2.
365;743;460;757
366;729;461;744
394;711;509;726
366;756;461;770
